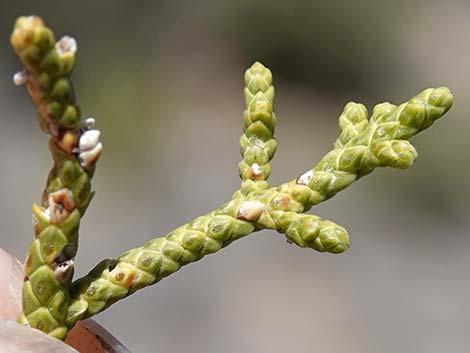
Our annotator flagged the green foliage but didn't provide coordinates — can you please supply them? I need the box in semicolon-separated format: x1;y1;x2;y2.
11;16;453;340
11;16;100;339
65;65;452;327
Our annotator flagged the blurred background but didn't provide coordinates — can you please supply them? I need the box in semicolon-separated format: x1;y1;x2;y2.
1;1;469;352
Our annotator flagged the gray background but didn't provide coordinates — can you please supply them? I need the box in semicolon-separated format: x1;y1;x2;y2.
1;1;469;352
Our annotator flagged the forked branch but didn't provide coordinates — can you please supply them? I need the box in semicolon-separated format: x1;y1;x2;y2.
11;16;453;340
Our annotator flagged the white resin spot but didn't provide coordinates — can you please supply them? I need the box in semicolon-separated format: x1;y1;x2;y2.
13;70;29;86
54;260;74;284
55;36;77;55
237;201;265;222
79;130;101;152
251;163;263;177
297;170;314;186
79;142;103;169
81;117;96;130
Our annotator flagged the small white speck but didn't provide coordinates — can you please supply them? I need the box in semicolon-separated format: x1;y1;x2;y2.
13;70;29;86
79;142;103;169
54;259;74;284
297;170;314;185
81;117;95;130
55;36;77;55
237;201;265;222
251;163;262;176
79;130;101;152
254;139;265;148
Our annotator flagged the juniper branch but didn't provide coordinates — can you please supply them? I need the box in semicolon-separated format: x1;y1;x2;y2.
64;64;452;328
239;62;277;182
11;17;453;340
11;16;102;339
